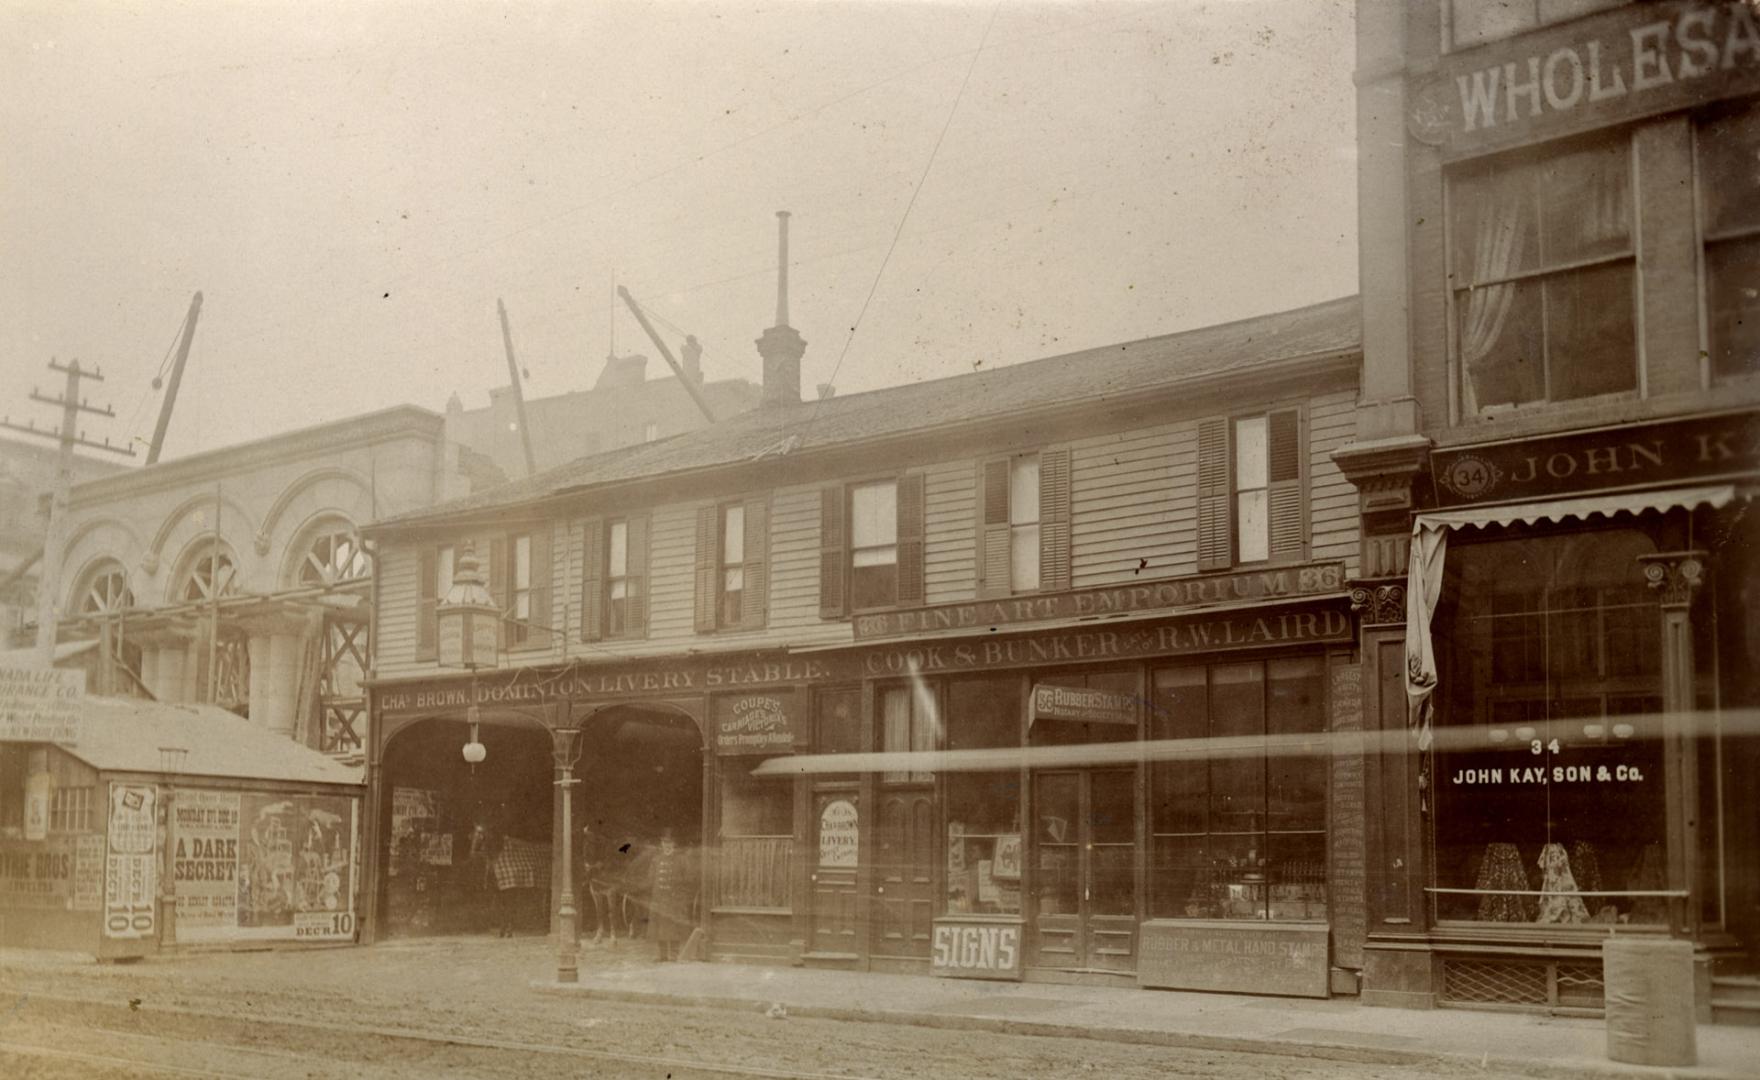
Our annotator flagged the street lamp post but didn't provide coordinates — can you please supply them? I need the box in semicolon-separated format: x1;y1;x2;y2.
436;542;583;983
157;745;189;949
552;719;582;984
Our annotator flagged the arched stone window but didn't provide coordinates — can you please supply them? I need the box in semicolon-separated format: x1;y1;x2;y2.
296;521;368;587
75;561;134;615
178;546;239;605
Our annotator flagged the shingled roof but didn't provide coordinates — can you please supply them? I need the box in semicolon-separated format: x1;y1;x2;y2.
379;295;1359;526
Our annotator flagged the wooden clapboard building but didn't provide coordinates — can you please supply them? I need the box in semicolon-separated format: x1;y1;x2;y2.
1338;0;1760;1018
362;275;1375;997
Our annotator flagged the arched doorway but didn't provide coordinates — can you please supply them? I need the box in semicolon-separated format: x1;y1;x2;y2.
378;711;554;937
571;704;705;940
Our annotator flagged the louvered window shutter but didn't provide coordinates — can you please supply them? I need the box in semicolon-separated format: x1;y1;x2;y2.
1040;447;1072;592
741;496;769;630
694;506;718;634
625;515;650;637
976;459;1010;598
1196;419;1232;572
528;526;553;651
417;546;438;661
896;474;926;607
1267;408;1305;560
487;537;508;653
819;487;846;619
580;518;605;642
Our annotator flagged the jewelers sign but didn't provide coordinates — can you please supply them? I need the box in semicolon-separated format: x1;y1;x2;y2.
0;665;84;743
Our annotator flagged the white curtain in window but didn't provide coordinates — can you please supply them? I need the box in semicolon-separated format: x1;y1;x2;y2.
1460;193;1526;387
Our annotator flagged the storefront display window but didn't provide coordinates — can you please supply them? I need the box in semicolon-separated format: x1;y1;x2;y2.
1150;657;1327;920
944;677;1022;916
1431;528;1668;926
715;758;792;910
880;683;935;783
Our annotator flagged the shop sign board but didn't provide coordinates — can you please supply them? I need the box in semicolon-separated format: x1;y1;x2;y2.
714;690;797;755
103;783;156;939
234;793;358;942
852;562;1346;642
817;799;858;868
173;789;242;941
72;833;105;912
0;666;84;744
0;838;74;910
1029;684;1137;727
1409;0;1760;161
1430;410;1760;507
1138;920;1330;998
931;918;1025;980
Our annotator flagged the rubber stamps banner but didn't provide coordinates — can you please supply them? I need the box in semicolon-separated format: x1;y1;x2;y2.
237;793;357;941
173;789;240;941
104;783;156;939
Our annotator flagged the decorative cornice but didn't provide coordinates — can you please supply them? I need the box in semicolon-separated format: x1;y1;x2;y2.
1349;583;1407;627
1330;434;1433;514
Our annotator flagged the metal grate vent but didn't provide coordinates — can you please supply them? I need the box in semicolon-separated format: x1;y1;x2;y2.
1443;958;1549;1005
1441;957;1605;1010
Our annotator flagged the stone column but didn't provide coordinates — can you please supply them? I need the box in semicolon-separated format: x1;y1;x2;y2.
240;611;321;741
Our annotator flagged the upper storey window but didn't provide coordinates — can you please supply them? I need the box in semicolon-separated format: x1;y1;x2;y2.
1699;101;1760;381
1451;137;1637;414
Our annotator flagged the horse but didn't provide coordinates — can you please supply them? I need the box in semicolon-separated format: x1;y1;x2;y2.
578;825;625;944
468;823;550;938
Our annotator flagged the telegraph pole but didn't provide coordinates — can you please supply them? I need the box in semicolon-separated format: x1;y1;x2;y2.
0;359;134;664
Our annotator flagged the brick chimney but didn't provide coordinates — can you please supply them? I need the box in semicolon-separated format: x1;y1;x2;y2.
755;210;805;408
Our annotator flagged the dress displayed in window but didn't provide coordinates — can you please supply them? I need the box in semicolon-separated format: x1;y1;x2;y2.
1534;842;1589;924
1475;842;1535;922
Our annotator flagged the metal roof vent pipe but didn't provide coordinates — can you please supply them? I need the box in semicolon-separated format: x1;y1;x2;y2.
756;210;805;409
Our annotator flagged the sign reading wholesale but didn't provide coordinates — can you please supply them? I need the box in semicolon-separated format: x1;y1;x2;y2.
0;665;84;743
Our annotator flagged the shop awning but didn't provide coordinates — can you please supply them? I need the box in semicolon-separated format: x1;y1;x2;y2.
1412;483;1738;533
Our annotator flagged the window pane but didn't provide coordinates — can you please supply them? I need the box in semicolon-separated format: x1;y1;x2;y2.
1152;666;1208;837
945;678;1020;914
852;545;897;568
851;483;896;548
1537;140;1630;265
817;689;862;756
723;566;744;593
1451;161;1539;284
1209;663;1265;833
722;505;745;564
1236;490;1268;563
1267;657;1326;834
881;686;912;782
1707;238;1760;381
1699;104;1760;237
1233;417;1267;490
514;535;531;589
1008;457;1040;526
1546;261;1637;400
850;563;897;610
1010;523;1040;592
608;521;628;577
1461;278;1545;410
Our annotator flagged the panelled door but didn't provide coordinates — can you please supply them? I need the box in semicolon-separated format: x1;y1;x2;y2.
1033;768;1136;971
871;786;934;962
809;789;860;957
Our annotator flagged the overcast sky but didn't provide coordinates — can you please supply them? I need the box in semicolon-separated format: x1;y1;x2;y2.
1;1;1356;464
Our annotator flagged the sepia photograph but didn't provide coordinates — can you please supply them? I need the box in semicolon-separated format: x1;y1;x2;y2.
1;1;1757;1076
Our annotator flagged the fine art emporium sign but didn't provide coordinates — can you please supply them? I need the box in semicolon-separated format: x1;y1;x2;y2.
852;562;1346;641
1429;410;1759;507
714;691;797;755
1408;0;1760;160
1137;920;1330;998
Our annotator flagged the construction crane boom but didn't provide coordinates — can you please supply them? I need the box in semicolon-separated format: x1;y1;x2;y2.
147;291;203;465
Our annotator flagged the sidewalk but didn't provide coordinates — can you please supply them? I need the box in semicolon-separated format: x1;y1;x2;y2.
535;956;1760;1079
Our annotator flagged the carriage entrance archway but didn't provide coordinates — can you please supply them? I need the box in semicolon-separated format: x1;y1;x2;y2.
378;712;554;938
569;703;705;941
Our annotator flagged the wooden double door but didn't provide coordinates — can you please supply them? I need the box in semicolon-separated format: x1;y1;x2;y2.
1033;768;1136;972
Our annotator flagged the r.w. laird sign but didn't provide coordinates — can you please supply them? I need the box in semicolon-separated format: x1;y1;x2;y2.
1409;0;1760;159
1430;410;1759;507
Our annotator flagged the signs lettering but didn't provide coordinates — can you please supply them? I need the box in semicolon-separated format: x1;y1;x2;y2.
173;790;241;940
1429;410;1760;507
104;783;156;939
0;666;84;744
1029;684;1137;727
0;839;74;910
1411;1;1760;160
853;563;1345;641
931;919;1024;980
817;799;858;868
715;691;796;755
1138;920;1330;998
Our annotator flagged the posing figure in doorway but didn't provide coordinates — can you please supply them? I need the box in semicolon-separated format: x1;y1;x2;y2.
646;831;698;962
